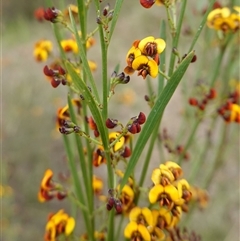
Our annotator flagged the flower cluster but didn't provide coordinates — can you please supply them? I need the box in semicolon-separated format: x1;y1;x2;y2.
207;6;240;32
123;161;192;241
44;209;75;241
162;128;190;161
124;207;154;241
124;36;166;79
217;86;240;123
92;132;131;167
38;169;67;202
188;88;217;111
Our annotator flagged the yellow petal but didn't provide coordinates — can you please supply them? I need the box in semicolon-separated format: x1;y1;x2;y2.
132;55;149;70
129;207;142;222
164;161;181;169
151;209;159;227
41;169;54;189
149;184;164;204
151;168;161;185
154;38;166;54
233;6;240;13
137;224;151;241
65;217;75;235
126;46;142;62
124;221;138;238
159;208;172;227
142;207;153;227
221;7;231;18
109;132;125;152
122;185;134;198
45;220;56;239
147;59;158;78
164;185;179;202
34;48;48;62
159;166;175;182
138;36;155;53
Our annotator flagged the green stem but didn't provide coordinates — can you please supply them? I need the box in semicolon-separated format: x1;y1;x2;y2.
115;215;125;241
158;69;170;80
188;0;216;52
188;118;216;183
178;118;201;165
209;34;234;87
168;0;187;76
203;124;228;189
77;0;87;39
108;0;125;43
62;135;91;235
98;25;109;121
165;5;176;36
107;210;115;241
137;118;162;192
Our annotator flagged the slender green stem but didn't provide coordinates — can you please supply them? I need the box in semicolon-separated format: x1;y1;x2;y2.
158;20;166;94
188;0;216;52
165;5;176;36
62;135;91;234
178;118;201;165
210;34;234;87
67;96;90;198
158;69;170;80
108;0;125;43
107;210;115;241
188;118;216;183
203;124;228;189
115;215;125;241
77;0;87;39
137;117;162;191
168;0;187;76
98;25;109;121
76;132;102;146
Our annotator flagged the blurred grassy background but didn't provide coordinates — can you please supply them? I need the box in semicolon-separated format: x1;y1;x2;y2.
2;0;239;240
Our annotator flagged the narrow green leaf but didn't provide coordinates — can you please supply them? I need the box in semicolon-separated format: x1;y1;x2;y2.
66;61;114;187
109;0;124;42
65;62;105;140
68;6;100;103
120;51;195;189
67;95;91;203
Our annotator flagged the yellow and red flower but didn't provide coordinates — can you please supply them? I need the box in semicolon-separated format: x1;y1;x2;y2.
56;99;81;130
151;164;175;186
149;184;185;208
207;6;240;32
44;209;75;241
124;36;166;79
118;184;135;214
132;55;159;79
129;207;153;227
61;39;78;54
38;169;67;202
138;36;166;61
34;40;53;62
124;221;151;241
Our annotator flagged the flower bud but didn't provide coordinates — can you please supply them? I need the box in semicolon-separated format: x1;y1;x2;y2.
140;0;155;8
137;112;146;125
106;118;118;129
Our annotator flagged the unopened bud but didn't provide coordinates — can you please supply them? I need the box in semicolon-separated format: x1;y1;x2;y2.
106;118;118;129
137;112;146;125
